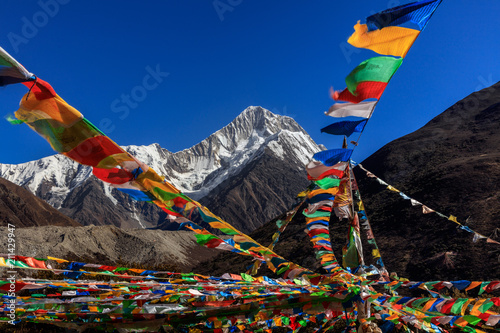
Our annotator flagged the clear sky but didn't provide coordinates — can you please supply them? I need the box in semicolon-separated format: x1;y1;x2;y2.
1;0;499;165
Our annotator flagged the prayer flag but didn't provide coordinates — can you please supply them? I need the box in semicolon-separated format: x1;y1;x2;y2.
345;57;403;95
321;119;368;136
348;22;419;58
366;0;441;31
325;101;376;118
332;81;388;103
313;149;353;166
422;205;435;214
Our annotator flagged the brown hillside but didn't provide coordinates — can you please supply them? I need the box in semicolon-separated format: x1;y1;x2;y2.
0;177;80;227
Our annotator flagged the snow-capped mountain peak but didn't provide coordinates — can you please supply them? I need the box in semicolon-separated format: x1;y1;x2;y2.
0;106;322;230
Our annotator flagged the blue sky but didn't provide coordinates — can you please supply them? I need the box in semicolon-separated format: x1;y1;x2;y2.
1;0;499;165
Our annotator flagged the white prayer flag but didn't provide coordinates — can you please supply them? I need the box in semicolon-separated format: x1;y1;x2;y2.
325;101;376;118
410;199;422;206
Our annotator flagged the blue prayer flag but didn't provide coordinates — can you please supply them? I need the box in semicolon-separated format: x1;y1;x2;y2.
321;119;368;137
313;149;353;166
366;0;440;31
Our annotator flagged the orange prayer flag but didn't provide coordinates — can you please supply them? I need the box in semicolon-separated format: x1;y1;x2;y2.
465;281;482;292
348;22;420;58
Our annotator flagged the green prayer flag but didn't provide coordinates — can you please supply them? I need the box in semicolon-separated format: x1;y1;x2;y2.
451;298;469;314
240;273;254;282
462;326;476;333
314;178;340;189
194;233;217;246
411;298;430;308
345;56;403;94
478;300;494;313
153;187;191;206
281;316;290;325
303;210;331;218
463;315;482;326
113;267;129;272
478;281;490;295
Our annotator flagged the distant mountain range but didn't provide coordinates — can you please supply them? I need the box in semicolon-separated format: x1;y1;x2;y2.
0;106;322;233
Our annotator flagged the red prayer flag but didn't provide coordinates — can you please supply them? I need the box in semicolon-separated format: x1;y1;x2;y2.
64;136;125;167
332;81;388;103
93;167;134;185
22;78;56;100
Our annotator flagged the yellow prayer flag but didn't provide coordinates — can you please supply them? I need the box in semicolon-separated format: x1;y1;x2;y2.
297;190;309;197
461;299;473;316
372;249;381;258
470;299;486;316
387;185;400;192
47;256;69;263
448;215;459;224
348;22;420;58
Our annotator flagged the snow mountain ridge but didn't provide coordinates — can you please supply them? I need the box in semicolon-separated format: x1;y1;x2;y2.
0;106;322;229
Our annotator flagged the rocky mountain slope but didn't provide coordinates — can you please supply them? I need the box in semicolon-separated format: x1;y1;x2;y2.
0;177;80;228
354;81;500;281
0;225;220;271
195;83;500;282
0;107;321;232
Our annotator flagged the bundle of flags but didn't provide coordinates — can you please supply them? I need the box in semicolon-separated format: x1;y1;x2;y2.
310;0;444;283
303;157;349;274
323;0;442;144
0;253;498;332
